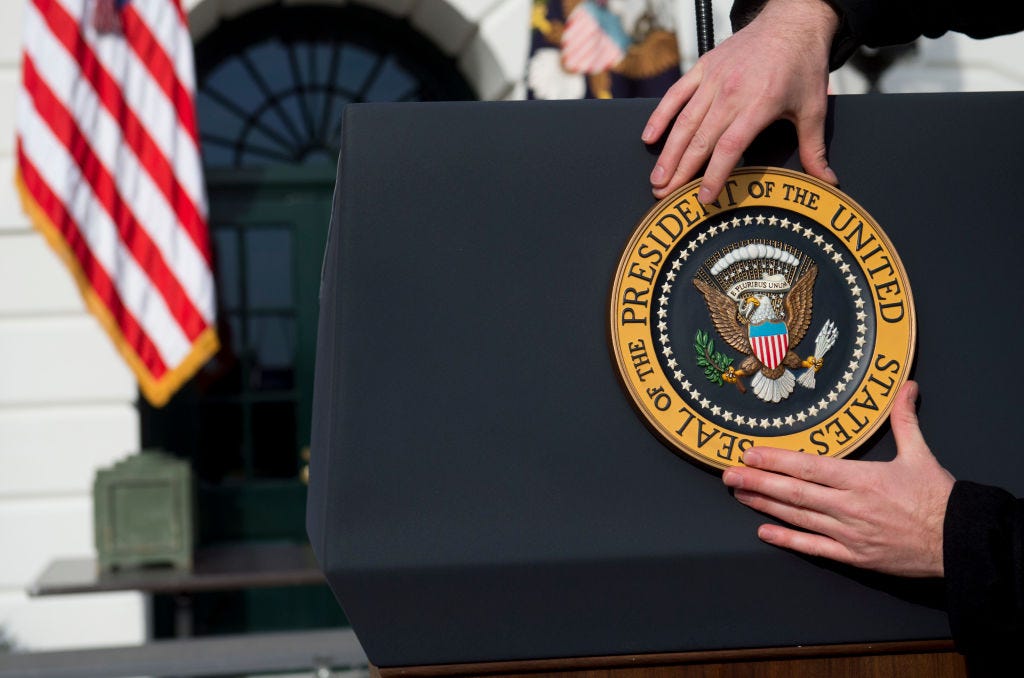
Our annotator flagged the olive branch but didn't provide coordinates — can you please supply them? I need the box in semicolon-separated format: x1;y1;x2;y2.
694;330;733;386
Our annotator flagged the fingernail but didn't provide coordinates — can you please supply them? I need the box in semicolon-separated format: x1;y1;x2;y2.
697;187;714;203
650;165;665;184
722;469;742;488
904;380;918;401
743;449;761;466
823;166;838;185
642;125;655;143
733;488;754;503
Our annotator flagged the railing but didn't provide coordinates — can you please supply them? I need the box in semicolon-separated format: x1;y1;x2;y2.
0;628;367;678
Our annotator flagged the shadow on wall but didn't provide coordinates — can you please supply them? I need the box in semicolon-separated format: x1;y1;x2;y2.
879;35;963;93
879;31;1024;93
848;43;922;93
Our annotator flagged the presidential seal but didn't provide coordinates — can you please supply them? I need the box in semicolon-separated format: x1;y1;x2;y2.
610;167;915;470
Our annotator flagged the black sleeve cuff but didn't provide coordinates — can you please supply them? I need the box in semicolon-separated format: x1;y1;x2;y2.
943;480;1024;654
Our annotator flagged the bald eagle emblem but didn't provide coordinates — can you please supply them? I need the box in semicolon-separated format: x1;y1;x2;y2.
693;242;838;403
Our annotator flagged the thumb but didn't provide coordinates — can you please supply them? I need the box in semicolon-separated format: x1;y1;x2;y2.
890;380;931;462
795;113;838;186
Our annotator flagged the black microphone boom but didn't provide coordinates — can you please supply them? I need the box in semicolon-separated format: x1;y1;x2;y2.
695;0;715;55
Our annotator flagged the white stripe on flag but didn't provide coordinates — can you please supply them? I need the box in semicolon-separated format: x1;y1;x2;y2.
18;87;193;367
562;15;600;71
19;0;218;405
61;0;207;218
130;0;198;94
562;9;622;75
24;3;215;323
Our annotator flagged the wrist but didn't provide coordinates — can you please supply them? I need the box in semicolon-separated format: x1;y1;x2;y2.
761;0;840;42
748;0;848;71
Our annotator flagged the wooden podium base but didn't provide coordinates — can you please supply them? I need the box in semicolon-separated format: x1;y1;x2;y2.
372;640;966;678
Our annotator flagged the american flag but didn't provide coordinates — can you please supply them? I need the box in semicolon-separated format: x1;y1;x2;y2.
560;2;629;75
16;0;218;407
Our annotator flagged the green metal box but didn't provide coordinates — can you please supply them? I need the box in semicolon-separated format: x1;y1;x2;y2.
93;450;194;571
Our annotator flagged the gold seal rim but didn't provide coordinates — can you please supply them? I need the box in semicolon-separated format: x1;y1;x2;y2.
610;167;916;471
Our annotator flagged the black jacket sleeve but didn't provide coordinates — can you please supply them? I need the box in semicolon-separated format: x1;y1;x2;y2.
730;1;1024;69
824;1;1024;45
944;480;1024;659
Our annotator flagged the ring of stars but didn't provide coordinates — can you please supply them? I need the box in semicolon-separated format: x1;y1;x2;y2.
658;213;869;433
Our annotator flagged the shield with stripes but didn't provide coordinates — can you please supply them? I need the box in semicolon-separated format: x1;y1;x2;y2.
749;321;789;370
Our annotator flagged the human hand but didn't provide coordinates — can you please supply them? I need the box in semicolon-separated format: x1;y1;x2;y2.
643;0;840;202
721;381;956;577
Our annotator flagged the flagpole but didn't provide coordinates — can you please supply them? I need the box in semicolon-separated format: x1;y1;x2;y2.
695;0;715;55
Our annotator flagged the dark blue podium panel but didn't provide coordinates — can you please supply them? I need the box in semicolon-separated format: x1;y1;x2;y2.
308;94;1024;667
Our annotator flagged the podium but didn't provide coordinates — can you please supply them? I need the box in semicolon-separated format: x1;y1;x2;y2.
307;94;1024;675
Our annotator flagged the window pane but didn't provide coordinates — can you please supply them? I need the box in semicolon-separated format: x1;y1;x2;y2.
244;127;293;163
248;41;292;91
320;92;352;145
212;229;240;311
195;313;244;395
279;96;310;145
338;44;379;92
365;57;418;102
200;139;235;168
205;59;264;116
245;229;293;310
197;403;244;481
247;315;296;391
251;401;298;478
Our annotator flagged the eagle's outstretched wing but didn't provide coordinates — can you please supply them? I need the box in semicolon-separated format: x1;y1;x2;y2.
784;264;818;348
692;279;752;355
614;30;680;80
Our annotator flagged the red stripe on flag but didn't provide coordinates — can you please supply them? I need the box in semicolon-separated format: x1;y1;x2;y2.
120;5;199;143
22;55;208;342
562;15;600;69
33;0;211;264
752;334;788;370
172;0;188;27
17;143;169;379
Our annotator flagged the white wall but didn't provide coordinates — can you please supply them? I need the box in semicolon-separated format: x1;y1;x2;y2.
832;31;1024;94
0;0;146;653
885;32;1024;92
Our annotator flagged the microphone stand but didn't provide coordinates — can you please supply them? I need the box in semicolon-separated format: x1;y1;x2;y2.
695;0;715;55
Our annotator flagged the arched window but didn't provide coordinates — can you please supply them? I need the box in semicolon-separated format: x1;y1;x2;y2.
194;3;475;167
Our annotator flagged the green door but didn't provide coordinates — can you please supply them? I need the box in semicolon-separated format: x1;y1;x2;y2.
200;167;332;542
144;166;333;543
142;167;343;635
